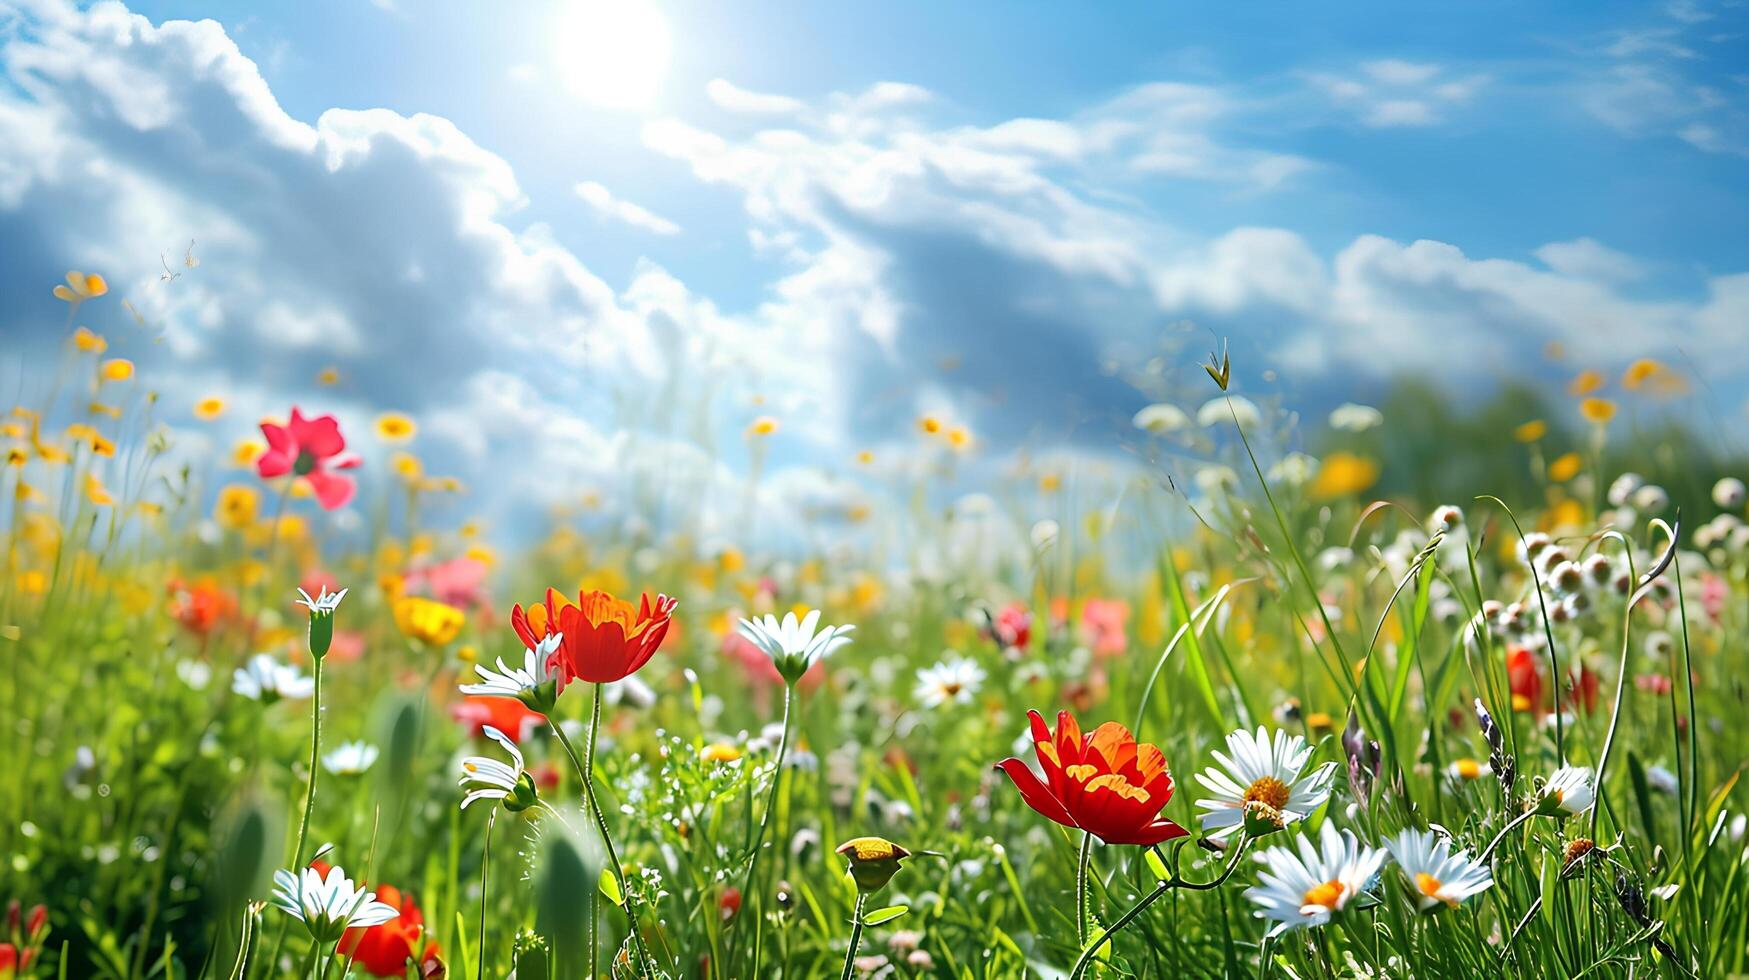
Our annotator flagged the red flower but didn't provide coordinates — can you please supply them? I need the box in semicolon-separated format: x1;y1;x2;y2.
257;407;361;510
511;588;678;686
1506;647;1544;714
451;694;543;744
995;709;1189;846
169;578;236;636
339;884;439;977
991;602;1031;651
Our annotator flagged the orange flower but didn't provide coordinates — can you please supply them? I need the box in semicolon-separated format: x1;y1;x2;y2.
511;587;678;685
995;709;1189;846
1567;369;1602;396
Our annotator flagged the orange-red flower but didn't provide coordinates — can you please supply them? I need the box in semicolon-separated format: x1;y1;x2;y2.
995;709;1188;846
451;694;544;744
511;587;678;685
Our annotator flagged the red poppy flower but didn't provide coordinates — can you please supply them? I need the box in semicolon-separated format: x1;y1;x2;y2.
451;694;543;744
511;588;678;686
995;709;1189;846
1506;647;1544;714
256;407;361;511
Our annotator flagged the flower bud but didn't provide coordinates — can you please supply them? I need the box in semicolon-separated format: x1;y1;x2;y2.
836;836;911;895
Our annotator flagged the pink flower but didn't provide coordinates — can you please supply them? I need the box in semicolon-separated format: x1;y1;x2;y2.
1079;598;1129;657
405;557;490;611
257;407;360;510
990;602;1032;652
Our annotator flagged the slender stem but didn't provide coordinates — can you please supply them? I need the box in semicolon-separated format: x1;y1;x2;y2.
1478;809;1537;866
1069;838;1251;980
838;894;867;980
554;685;655;978
269;654;325;972
291;656;324;869
477;809;494;980
1076;832;1093;948
742;684;794;967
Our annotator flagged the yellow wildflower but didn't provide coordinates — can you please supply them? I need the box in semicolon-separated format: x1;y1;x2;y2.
1513;419;1547;443
375;412;416;442
72;327;107;353
1580;398;1616;425
317;366;340;386
746;415;779;437
1548;452;1583;482
195;397;226;420
54;271;108;304
393;596;466;647
1309;452;1380;499
231;438;263;467
1568;370;1603;396
100;359;133;382
215;485;260;530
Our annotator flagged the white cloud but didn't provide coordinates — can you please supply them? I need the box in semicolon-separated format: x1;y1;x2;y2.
705;78;803;115
1534;238;1643;283
573;180;681;235
1363;59;1441;86
1305;60;1486;128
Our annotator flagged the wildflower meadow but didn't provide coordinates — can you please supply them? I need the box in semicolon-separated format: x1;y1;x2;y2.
6;297;1748;978
5;2;1749;978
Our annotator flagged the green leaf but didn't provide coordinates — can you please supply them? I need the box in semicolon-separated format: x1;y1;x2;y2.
1145;849;1171;882
598;867;624;907
863;904;909;926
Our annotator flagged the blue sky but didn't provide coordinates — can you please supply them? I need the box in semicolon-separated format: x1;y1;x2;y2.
2;0;1747;538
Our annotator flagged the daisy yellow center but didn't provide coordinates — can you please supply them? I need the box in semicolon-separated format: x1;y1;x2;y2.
941;681;963;695
1455;758;1482;779
1303;880;1345;909
1415;873;1443;899
1243;776;1290;812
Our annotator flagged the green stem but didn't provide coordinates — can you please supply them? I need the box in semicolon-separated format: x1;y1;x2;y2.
743;684;794;966
1069;838;1250;980
554;686;654;978
292;656;324;869
1076;832;1094;948
477;808;494;980
1478;809;1537;866
269;654;325;972
838;894;867;980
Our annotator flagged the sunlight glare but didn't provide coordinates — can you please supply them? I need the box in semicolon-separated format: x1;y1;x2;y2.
552;0;672;111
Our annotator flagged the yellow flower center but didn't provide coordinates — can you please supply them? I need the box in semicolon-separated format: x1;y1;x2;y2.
1243;776;1290;812
1302;880;1345;909
1083;773;1150;803
1455;758;1482;780
1415;873;1443;899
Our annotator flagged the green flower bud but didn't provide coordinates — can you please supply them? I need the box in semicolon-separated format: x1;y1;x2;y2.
836;836;910;895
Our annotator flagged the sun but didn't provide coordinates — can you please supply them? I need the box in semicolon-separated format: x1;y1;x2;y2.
552;0;672;111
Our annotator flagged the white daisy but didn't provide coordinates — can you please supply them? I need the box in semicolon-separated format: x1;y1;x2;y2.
1445;758;1492;783
1536;765;1595;816
232;653;314;703
1132;403;1191;435
738;610;855;685
1194;727;1338;838
1385;829;1493;911
912;656;986;708
1198;395;1262;429
322;741;379;776
458;726;536;812
1245;822;1386;935
458;633;563;706
270;863;399;943
1329;403;1383;432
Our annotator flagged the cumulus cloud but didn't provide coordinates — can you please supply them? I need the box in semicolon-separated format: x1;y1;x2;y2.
2;0;1746;545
